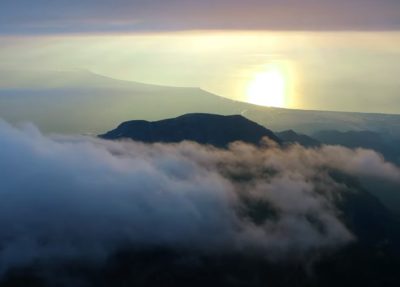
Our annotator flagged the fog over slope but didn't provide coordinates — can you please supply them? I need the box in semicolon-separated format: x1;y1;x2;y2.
1;120;400;277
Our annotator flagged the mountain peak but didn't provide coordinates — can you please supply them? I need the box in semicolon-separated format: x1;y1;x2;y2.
100;113;281;147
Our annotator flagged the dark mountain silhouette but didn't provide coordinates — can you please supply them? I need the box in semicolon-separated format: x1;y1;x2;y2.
277;129;321;148
313;130;400;164
100;113;281;147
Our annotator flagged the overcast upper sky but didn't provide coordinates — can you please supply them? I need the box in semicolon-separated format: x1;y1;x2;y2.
1;0;400;34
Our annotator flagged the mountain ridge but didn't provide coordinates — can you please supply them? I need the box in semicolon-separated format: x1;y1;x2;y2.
100;113;281;147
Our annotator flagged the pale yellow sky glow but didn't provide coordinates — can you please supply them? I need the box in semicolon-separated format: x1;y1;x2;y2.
1;31;400;113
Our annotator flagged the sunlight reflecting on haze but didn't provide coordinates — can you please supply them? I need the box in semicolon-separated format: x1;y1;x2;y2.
1;32;400;113
246;66;287;107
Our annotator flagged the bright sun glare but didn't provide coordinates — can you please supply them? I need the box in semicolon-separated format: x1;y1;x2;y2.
247;67;286;107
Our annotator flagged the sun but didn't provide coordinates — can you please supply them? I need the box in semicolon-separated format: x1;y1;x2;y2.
246;67;287;107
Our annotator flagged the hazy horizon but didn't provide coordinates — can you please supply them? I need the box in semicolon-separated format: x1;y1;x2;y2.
3;65;400;116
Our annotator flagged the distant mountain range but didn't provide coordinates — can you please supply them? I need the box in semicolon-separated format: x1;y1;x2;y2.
276;129;321;148
100;111;400;163
313;130;400;163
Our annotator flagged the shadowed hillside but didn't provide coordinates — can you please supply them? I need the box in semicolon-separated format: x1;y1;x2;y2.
100;113;281;147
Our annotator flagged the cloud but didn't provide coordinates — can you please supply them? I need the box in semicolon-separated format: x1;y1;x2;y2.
0;121;400;276
1;0;400;34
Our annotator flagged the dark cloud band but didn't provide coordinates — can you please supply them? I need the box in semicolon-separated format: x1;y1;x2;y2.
1;0;400;34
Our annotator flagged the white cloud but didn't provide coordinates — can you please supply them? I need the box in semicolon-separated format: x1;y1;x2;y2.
0;121;399;275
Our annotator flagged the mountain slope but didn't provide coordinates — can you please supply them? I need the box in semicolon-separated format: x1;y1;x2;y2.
100;113;281;147
276;130;321;148
313;130;400;164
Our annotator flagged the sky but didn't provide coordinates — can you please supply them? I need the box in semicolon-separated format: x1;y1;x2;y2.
1;0;400;113
2;0;400;33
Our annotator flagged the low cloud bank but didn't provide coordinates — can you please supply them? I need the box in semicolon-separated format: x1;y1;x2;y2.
0;121;399;275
